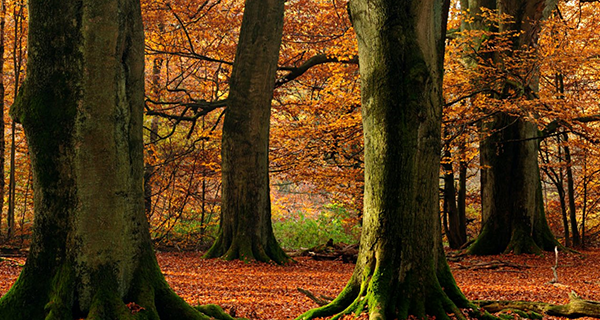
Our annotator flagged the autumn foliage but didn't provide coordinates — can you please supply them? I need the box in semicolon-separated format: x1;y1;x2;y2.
0;0;597;281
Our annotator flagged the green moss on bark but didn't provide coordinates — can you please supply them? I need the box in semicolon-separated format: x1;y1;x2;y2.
204;230;289;264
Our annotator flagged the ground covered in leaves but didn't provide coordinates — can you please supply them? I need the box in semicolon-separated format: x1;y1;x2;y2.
1;249;600;319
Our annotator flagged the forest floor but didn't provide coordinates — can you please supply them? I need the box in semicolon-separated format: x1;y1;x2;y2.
1;249;600;319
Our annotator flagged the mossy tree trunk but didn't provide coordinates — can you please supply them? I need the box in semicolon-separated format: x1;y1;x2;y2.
470;115;558;255
467;0;560;255
297;0;485;319
204;0;288;264
0;1;231;319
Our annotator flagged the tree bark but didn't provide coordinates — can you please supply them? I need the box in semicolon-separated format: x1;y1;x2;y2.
457;139;468;244
296;0;483;319
563;133;581;247
443;149;465;249
0;0;229;318
470;115;558;254
467;0;561;255
204;0;288;264
0;0;4;239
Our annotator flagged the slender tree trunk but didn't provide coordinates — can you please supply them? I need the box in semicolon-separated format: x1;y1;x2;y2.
145;117;159;216
580;150;588;247
204;0;288;264
0;0;5;239
144;41;163;217
443;149;463;249
557;184;570;247
563;133;581;247
6;121;14;239
0;1;228;318
5;0;25;242
457;138;468;244
297;1;483;319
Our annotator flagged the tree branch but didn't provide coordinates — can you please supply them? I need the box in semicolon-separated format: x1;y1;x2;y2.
275;54;358;87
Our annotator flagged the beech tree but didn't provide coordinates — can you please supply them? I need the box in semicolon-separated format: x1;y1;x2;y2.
0;0;234;318
296;0;486;319
460;0;561;255
203;0;288;263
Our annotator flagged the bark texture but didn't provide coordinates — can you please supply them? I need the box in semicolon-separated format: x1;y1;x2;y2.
204;0;288;264
296;0;485;319
470;115;558;255
0;1;230;318
0;0;4;238
443;149;467;249
467;0;560;255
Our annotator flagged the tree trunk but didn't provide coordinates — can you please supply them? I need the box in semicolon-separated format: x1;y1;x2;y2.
467;0;561;255
457;139;468;244
443;149;464;249
0;1;228;318
204;0;288;264
557;182;571;247
0;0;4;239
6;119;14;240
563;133;581;247
296;1;482;319
144;55;163;217
470;115;558;254
5;0;24;242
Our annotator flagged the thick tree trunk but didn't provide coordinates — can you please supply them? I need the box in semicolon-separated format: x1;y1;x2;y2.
204;0;288;264
470;115;558;254
467;0;560;255
0;1;229;319
296;1;484;319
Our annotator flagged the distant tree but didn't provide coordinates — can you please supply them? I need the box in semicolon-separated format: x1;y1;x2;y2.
0;0;234;318
462;0;561;255
203;0;288;263
442;145;467;249
0;0;5;239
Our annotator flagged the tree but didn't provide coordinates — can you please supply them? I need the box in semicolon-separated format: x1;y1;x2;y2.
0;0;5;239
296;0;487;319
460;0;561;255
442;140;467;249
0;0;234;318
203;0;288;263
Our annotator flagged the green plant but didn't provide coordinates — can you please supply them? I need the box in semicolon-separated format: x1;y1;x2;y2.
273;209;360;250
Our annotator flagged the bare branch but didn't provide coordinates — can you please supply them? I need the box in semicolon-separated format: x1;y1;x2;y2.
276;54;358;87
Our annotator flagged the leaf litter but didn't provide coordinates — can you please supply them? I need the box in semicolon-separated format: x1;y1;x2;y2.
1;249;600;319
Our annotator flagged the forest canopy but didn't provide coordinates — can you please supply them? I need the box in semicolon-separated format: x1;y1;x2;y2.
0;0;595;255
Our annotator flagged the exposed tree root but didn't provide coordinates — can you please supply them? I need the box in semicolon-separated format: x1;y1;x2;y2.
297;288;333;306
0;255;246;320
476;291;600;319
203;232;289;265
295;263;497;320
455;260;530;271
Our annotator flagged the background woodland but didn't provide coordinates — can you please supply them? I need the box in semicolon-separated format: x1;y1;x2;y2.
0;0;598;253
